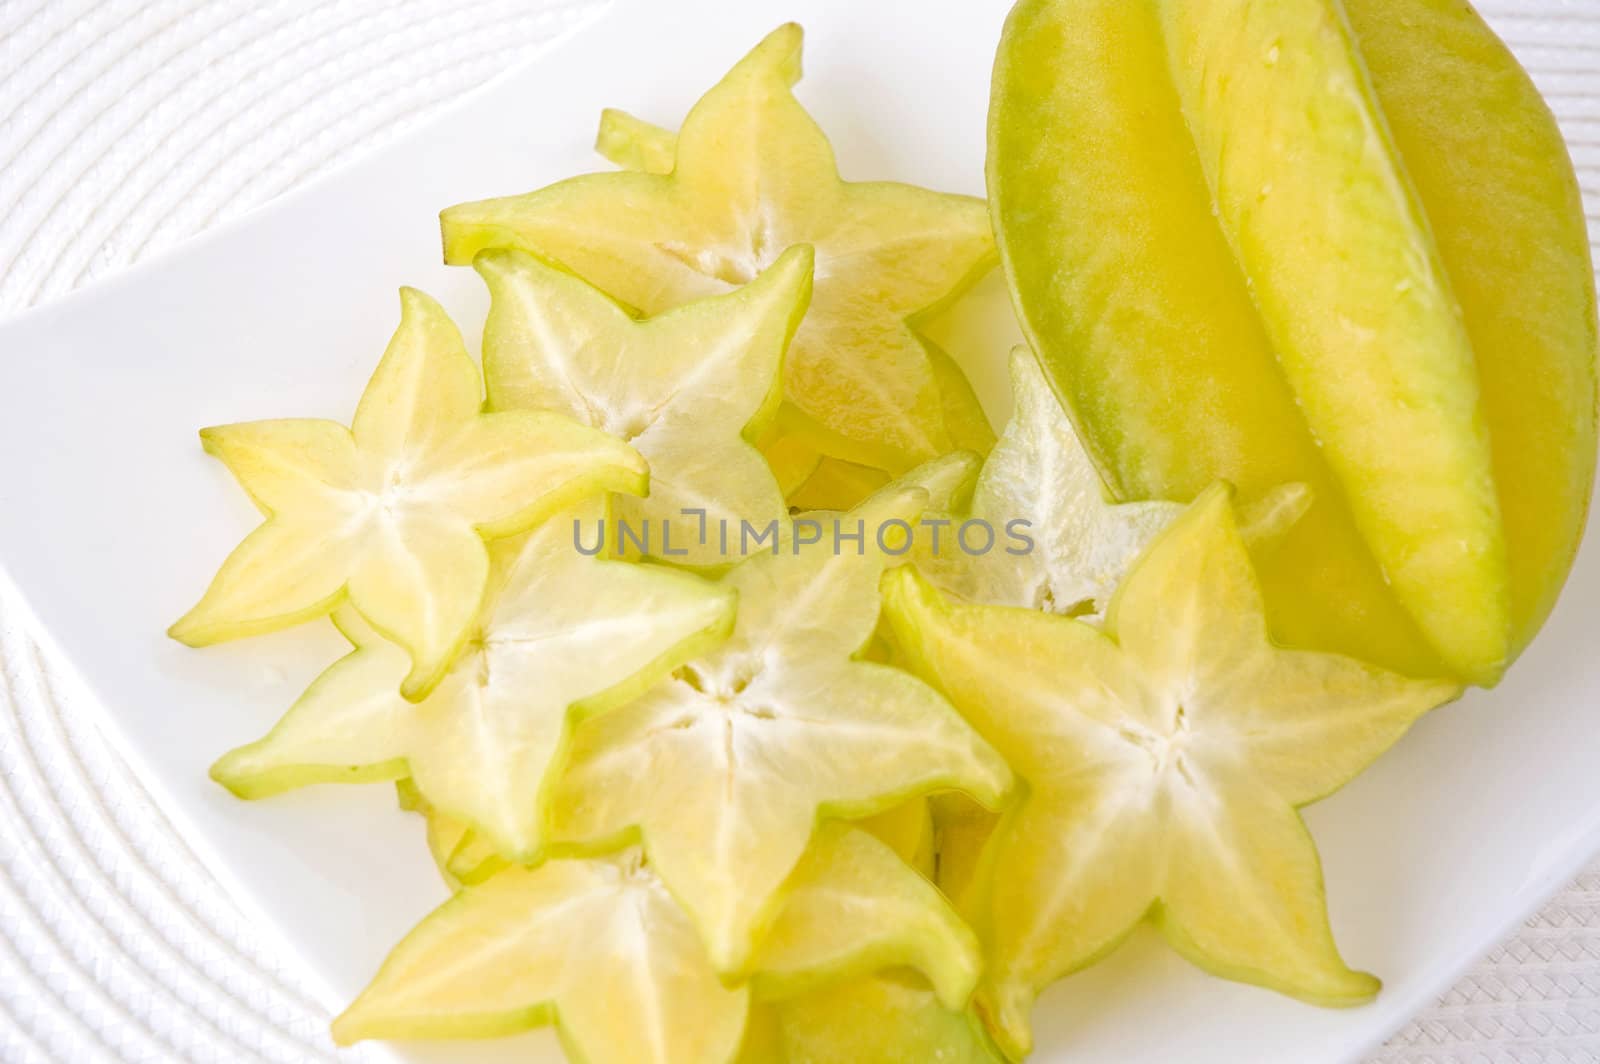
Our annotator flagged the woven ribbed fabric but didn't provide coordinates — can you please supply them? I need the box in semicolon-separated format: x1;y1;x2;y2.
0;1;1596;1061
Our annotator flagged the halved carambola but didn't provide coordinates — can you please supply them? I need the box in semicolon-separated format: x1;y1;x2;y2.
444;24;997;474
989;0;1598;685
333;824;984;1064
169;288;646;700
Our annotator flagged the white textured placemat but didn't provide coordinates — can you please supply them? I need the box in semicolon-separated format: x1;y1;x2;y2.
0;1;1596;1061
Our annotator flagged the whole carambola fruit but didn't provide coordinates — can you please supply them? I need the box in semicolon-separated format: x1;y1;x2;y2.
989;0;1598;685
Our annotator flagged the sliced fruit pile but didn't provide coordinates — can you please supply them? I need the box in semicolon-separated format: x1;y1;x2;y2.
446;22;1000;496
173;8;1593;1062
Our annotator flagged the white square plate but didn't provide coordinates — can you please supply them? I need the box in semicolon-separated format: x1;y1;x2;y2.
0;1;1596;1061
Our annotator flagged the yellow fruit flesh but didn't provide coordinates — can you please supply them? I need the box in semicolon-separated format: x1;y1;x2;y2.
764;433;825;497
590;107;999;483
336;826;983;1062
445;26;997;474
475;243;812;567
857;798;936;879
210;505;738;863
334;850;753;1059
594;108;677;174
789;457;891;513
170;288;648;700
748;824;982;1010
757;972;1004;1064
548;461;1011;973
883;487;1460;1053
989;0;1598;683
931;793;1000;912
926;337;999;458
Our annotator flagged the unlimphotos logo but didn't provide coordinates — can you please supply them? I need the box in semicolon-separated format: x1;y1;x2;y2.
573;510;1035;558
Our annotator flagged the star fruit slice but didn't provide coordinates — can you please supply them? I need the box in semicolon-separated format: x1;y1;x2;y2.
929;793;1000;912
169;288;646;700
789;457;891;514
549;455;1013;974
442;24;997;473
780;344;992;515
444;719;942;890
919;358;1314;920
926;337;1000;459
476;243;813;566
211;498;735;862
428;451;988;884
333;824;983;1064
883;484;1461;1058
445;787;944;904
745;823;982;1011
393;781;476;890
593;106;1003;465
763;433;824;497
449;733;942;891
591;106;1000;483
923;345;1311;620
593;107;678;174
756;338;995;513
856;798;935;879
394;782;509;889
746;973;1005;1064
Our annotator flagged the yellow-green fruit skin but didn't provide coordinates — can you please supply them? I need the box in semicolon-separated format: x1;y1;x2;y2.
988;0;1597;684
1341;0;1599;659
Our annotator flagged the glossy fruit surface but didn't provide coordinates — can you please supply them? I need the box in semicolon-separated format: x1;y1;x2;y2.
446;25;996;474
477;244;812;565
989;0;1598;684
211;499;735;861
916;346;1308;622
885;485;1459;1056
550;457;1010;973
170;288;646;699
752;973;1004;1064
1341;0;1598;660
335;825;982;1064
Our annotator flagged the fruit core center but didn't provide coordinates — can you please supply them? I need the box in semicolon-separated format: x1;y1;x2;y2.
364;458;423;515
368;481;412;517
619;848;650;882
1119;706;1193;779
601;408;652;443
675;658;765;705
657;241;765;287
656;214;797;287
600;848;654;891
1037;579;1095;618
